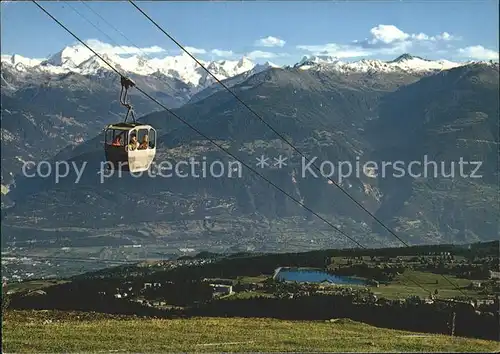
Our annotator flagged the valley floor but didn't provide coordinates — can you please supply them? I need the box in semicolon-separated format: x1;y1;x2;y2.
2;310;499;352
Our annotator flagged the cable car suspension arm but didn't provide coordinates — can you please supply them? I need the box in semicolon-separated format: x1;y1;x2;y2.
119;76;136;123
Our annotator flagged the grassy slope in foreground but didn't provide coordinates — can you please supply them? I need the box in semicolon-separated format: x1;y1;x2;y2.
2;311;499;352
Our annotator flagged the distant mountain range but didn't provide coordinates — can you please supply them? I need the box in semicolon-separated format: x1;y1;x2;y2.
2;42;487;90
1;42;277;95
1;43;498;254
294;53;469;73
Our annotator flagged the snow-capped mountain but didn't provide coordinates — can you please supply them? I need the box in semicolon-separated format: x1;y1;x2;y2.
296;54;341;67
2;41;487;93
0;54;44;72
294;53;474;73
188;60;281;103
1;43;261;92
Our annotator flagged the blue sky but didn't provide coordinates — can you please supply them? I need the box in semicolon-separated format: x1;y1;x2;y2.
1;1;498;64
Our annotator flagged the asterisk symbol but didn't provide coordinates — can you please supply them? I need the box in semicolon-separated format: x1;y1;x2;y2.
256;155;269;168
273;155;288;168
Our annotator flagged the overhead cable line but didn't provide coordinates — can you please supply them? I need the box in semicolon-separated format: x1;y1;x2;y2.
33;1;467;297
63;1;124;55
79;0;156;62
128;1;467;297
30;1;367;254
127;0;408;247
31;0;449;297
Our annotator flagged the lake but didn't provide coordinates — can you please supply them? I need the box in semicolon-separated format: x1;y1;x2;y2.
274;268;367;285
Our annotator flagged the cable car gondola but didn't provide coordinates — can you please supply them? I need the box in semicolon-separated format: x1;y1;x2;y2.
104;76;156;173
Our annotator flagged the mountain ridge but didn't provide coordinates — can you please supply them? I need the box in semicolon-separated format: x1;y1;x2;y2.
3;42;495;92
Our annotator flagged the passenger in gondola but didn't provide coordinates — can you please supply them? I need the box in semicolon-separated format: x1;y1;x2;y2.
112;135;122;146
139;135;149;150
128;134;139;151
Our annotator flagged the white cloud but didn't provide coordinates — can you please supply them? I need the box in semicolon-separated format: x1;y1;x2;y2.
297;44;371;58
184;46;206;54
458;45;499;60
367;25;459;47
435;32;457;41
411;31;459;42
246;50;278;59
85;39;165;55
297;25;463;59
255;36;286;48
245;51;290;60
369;25;409;44
211;49;234;57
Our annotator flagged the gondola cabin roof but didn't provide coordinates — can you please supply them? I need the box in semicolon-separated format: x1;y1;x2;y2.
105;122;154;131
